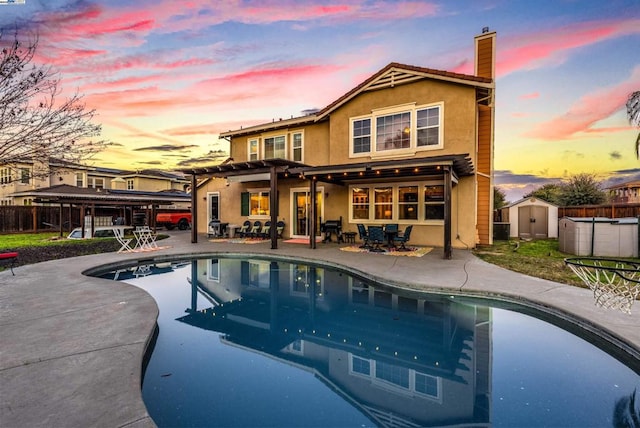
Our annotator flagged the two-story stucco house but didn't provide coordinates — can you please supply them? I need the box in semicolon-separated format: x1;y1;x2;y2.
184;30;496;258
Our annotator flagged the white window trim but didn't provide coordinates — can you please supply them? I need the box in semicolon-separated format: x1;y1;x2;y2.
290;130;304;162
207;258;220;282
349;102;444;158
248;138;259;161
348;353;442;402
262;132;287;160
349;180;444;225
247;187;271;219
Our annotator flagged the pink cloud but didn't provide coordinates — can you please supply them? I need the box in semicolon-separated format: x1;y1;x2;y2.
497;18;640;77
519;92;539;100
525;66;640;140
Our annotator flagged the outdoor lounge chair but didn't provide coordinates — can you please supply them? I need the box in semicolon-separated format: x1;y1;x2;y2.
357;223;371;249
276;221;285;238
260;221;271;239
393;225;413;251
249;220;262;238
237;220;251;238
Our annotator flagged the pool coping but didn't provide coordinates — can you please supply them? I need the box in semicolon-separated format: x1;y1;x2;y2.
1;231;639;427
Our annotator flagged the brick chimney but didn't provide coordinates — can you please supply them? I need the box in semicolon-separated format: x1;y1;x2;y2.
475;28;496;79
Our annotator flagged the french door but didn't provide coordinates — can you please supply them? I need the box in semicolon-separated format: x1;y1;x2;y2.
291;187;323;238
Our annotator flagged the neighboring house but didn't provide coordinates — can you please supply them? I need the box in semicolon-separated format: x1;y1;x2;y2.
1;157;189;207
184;30;496;257
498;197;559;240
608;180;640;204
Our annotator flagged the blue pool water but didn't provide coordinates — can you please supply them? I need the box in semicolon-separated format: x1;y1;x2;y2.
95;257;640;427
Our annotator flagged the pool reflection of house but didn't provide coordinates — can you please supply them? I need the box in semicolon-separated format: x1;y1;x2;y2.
178;258;492;427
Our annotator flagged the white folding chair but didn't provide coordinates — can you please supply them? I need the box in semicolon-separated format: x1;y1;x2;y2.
114;228;133;253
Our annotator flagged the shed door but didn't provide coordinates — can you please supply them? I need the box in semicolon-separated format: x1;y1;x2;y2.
518;206;548;239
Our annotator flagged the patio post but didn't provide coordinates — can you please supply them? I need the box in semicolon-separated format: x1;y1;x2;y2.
444;166;452;259
270;165;278;249
310;178;317;249
190;173;198;243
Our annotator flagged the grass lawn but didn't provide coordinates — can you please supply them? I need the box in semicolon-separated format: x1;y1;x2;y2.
473;239;588;288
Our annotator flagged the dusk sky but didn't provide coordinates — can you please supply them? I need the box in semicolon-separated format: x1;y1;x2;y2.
1;0;638;201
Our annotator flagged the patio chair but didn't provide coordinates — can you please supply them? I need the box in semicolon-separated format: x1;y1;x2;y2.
393;225;413;251
114;228;133;253
208;220;222;238
260;221;271;239
276;221;285;238
384;223;399;248
357;223;371;249
249;220;262;238
237;220;252;238
367;225;386;252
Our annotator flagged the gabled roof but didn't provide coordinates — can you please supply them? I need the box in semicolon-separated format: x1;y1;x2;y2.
503;196;558;209
219;62;494;139
315;62;493;121
607;180;640;190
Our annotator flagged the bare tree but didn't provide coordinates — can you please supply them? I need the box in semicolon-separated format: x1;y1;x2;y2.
0;30;110;179
626;91;640;159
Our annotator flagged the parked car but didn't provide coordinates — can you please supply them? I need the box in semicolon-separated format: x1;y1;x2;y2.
156;211;191;230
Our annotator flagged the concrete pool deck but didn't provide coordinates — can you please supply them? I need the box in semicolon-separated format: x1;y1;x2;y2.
1;230;639;427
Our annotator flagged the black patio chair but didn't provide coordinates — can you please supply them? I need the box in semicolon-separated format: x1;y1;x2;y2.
367;225;386;252
276;221;285;238
357;223;371;249
393;225;413;251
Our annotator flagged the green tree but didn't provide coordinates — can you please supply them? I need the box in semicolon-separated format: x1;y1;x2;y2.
0;30;110;179
494;186;507;209
558;173;607;206
523;183;564;205
627;91;640;158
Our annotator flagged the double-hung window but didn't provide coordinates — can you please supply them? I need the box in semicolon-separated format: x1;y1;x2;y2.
424;185;444;220
248;139;259;161
20;168;30;185
292;132;303;162
264;135;285;159
350;103;442;156
352;118;371;154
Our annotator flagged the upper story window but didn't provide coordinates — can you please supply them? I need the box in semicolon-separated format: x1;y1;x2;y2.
90;177;105;189
350;103;442;157
248;139;259;161
0;168;11;184
76;172;84;187
292;132;303;162
127;179;134;190
264;135;285;159
20;168;30;185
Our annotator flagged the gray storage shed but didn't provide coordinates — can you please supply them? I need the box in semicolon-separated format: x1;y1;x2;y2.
558;217;639;257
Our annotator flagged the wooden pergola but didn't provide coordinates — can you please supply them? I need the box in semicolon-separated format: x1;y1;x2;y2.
181;154;475;258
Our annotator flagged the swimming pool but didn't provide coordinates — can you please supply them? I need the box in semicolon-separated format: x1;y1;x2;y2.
95;256;640;427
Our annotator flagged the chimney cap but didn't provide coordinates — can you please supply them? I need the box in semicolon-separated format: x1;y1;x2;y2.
482;26;490;33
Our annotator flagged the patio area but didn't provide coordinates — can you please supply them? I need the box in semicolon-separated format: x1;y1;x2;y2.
1;230;639;427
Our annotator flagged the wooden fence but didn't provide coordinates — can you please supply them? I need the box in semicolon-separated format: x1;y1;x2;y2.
558;203;640;219
0;206;82;234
